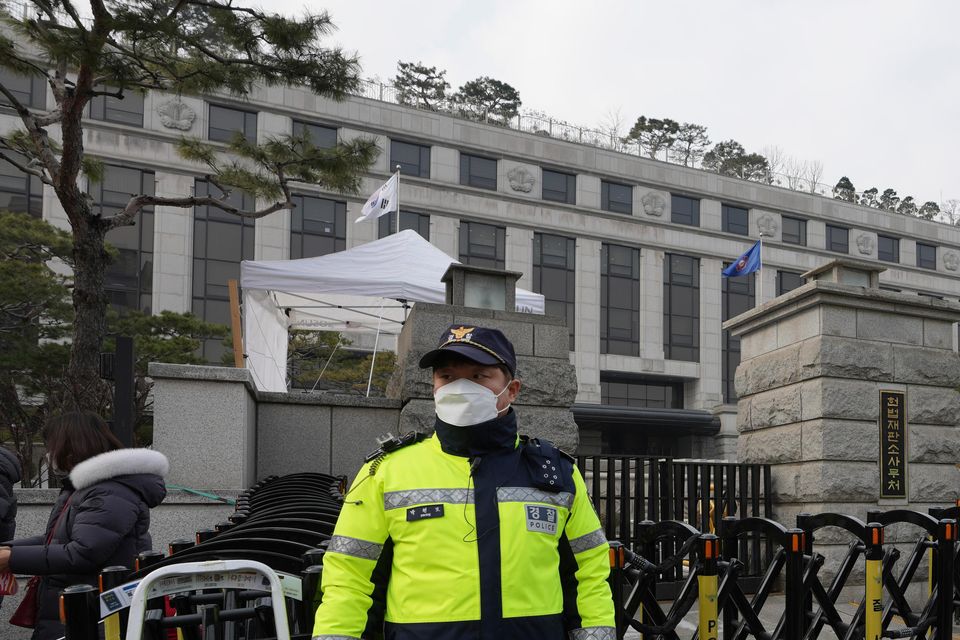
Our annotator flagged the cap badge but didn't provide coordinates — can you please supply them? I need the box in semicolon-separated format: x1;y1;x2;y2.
448;326;475;341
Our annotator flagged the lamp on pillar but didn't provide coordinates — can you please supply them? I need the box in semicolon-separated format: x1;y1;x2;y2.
441;264;522;311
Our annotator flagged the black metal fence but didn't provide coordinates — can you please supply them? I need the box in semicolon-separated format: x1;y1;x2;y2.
577;455;773;596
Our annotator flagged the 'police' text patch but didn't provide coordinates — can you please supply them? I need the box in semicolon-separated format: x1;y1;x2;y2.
525;504;558;535
406;504;444;521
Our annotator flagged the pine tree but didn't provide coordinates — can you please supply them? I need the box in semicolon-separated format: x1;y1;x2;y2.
0;1;378;410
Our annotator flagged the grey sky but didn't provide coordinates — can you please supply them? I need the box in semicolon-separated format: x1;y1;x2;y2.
268;0;959;207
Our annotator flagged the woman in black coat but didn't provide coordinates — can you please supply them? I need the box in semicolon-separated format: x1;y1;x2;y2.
0;412;168;640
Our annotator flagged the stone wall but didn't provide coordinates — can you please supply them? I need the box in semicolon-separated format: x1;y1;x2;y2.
726;263;960;582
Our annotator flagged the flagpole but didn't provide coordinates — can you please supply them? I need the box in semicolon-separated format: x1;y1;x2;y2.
394;164;401;235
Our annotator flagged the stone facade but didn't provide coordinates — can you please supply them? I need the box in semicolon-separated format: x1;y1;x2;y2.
725;261;960;579
5;50;960;458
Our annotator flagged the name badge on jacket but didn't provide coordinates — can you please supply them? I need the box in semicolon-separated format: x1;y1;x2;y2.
406;504;444;521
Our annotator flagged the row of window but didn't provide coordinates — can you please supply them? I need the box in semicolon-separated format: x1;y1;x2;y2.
51;160;945;404
4;66;948;269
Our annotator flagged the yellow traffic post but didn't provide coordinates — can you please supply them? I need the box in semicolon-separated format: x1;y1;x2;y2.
698;534;719;640
864;523;884;640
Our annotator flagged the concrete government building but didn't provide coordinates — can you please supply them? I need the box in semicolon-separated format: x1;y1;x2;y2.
2;66;959;459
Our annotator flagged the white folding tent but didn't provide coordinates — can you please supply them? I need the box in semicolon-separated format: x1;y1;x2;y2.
240;230;545;392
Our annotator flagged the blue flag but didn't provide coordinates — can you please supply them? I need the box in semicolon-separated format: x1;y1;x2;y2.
722;240;762;278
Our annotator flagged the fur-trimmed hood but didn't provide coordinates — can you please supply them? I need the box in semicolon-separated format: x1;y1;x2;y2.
69;448;169;492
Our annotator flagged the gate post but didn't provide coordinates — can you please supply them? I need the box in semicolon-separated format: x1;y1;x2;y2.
61;584;99;640
864;523;884;640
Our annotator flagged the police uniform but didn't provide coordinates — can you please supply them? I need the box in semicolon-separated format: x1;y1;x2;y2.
313;326;615;640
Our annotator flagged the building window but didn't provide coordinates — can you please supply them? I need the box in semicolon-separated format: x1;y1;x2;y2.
208;104;257;143
916;243;937;270
390;140;430;178
0;152;43;217
663;254;700;362
826;224;849;253
290;194;346;259
877;235;900;263
601;243;640;356
601;374;683;409
541;169;576;204
459;221;505;269
777;271;805;296
193;179;255;362
293;121;337;149
0;68;45;109
89;88;144;127
459;154;497;190
94;165;155;314
378;210;430;240
722;267;755;403
782;216;807;246
534;233;576;350
671;194;700;227
601;180;632;214
722;204;749;235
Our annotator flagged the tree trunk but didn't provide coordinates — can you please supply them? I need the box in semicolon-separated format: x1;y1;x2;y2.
66;218;111;411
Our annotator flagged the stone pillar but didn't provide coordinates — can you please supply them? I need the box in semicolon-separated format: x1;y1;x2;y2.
693;258;723;409
639;249;664;361
150;364;258;491
152;172;194;313
389;302;579;452
505;227;533;291
725;259;960;574
575;238;602;403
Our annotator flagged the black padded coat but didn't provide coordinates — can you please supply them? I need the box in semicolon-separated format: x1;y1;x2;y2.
7;448;168;640
0;446;21;544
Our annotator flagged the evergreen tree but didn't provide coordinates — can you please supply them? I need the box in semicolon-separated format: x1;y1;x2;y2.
0;0;378;411
859;187;879;208
917;201;940;220
832;176;857;202
878;188;901;212
393;61;450;110
669;122;710;167
451;76;521;125
625;116;680;159
702;140;770;181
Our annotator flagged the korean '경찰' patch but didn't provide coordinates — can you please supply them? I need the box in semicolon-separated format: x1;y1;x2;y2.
525;504;557;534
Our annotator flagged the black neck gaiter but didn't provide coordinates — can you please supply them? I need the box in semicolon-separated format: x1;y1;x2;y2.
433;409;518;458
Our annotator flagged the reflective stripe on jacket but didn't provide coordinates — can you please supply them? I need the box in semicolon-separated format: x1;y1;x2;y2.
313;432;615;640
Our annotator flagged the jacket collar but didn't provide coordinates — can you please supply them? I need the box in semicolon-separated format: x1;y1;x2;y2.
433;409;518;457
69;449;169;491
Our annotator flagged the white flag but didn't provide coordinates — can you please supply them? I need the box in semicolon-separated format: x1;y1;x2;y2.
355;173;398;223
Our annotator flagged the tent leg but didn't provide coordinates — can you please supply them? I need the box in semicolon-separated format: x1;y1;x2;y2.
228;279;244;368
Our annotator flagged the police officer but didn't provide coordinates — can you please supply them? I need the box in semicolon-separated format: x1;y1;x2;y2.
313;325;616;639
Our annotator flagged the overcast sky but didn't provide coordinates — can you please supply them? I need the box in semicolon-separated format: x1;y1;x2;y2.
260;0;958;206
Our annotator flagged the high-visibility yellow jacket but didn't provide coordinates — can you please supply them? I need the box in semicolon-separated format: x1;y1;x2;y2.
313;412;615;640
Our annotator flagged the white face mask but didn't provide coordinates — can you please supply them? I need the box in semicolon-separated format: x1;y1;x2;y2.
434;378;511;427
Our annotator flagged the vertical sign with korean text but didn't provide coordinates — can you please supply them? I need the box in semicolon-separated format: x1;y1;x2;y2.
879;390;907;500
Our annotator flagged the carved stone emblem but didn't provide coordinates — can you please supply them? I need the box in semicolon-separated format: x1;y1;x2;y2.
156;99;197;131
943;251;959;272
757;214;778;237
855;233;875;255
507;166;535;193
641;192;665;217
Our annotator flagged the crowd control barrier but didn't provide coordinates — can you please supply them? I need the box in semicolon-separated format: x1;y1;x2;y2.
607;507;957;640
56;470;958;640
59;472;341;640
